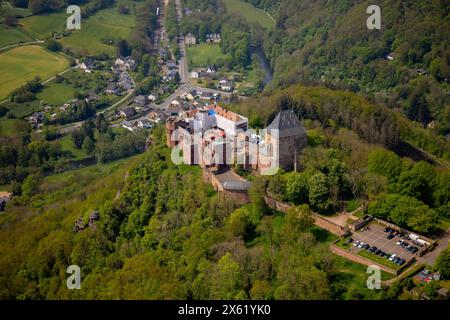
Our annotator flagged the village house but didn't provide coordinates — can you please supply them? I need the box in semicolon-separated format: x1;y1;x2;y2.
385;53;395;61
190;71;199;79
159;47;169;61
206;33;221;43
148;94;158;102
85;92;99;104
185;92;195;101
206;66;216;74
120;107;136;119
115;56;136;71
0;191;12;212
165;69;178;82
79;58;96;73
185;33;197;45
148;109;169;124
60;103;70;111
166;60;177;70
106;84;119;95
134;95;147;107
218;80;234;92
199;91;214;101
137;119;153;129
29;112;45;125
121;120;135;132
166;105;184;117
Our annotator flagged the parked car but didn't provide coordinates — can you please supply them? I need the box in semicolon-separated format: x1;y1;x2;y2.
363;244;370;250
347;238;353;243
389;254;397;261
396;240;403;245
358;242;365;248
387;234;395;240
369;246;377;253
398;259;406;265
353;240;360;247
384;227;391;233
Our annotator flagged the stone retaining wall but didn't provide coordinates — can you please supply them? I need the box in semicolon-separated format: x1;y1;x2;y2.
330;243;397;275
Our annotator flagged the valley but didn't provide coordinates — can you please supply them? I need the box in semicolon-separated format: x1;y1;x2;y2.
0;0;449;303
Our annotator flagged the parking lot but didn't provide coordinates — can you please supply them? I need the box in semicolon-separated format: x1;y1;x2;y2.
351;222;422;262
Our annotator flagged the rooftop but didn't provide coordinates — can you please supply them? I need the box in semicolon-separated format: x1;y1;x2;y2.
213;106;243;123
266;110;306;138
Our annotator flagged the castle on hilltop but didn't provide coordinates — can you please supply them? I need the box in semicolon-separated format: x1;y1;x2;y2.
165;105;307;175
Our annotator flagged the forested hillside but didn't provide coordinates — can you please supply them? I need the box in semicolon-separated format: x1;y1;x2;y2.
241;0;449;136
0;127;393;300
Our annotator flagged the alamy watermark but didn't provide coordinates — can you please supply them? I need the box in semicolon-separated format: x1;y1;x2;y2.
66;265;81;290
366;265;381;290
367;5;381;30
66;5;81;30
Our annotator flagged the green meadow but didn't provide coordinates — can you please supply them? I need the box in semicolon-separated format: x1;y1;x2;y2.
0;25;34;48
223;0;276;30
187;43;228;68
20;12;67;39
58;134;89;161
0;118;28;137
37;81;77;105
0;45;69;100
60;8;135;56
0;2;32;19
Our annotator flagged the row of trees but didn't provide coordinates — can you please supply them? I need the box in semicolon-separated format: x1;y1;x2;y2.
267;147;350;214
0;129;382;299
230;85;450;160
367;148;449;233
70;114;148;162
9;76;43;103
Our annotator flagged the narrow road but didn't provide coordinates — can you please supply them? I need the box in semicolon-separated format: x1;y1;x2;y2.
174;0;188;84
0;40;44;52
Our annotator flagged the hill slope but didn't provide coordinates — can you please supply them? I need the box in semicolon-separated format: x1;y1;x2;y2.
244;0;449;135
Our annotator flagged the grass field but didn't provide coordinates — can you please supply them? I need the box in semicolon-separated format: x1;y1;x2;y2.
0;45;69;100
187;43;228;68
59;134;89;161
357;249;400;271
0;118;28;137
0;2;32;19
0;25;34;48
223;0;276;30
37;81;77;105
60;8;135;56
20;12;66;39
6;101;43;118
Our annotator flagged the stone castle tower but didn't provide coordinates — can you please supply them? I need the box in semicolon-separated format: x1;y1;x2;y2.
262;110;307;172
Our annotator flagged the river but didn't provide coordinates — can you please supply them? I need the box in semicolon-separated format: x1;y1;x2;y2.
250;44;273;86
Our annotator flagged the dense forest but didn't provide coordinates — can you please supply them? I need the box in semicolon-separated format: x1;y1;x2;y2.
0;127;396;299
242;0;450;136
1;125;448;299
0;0;449;301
